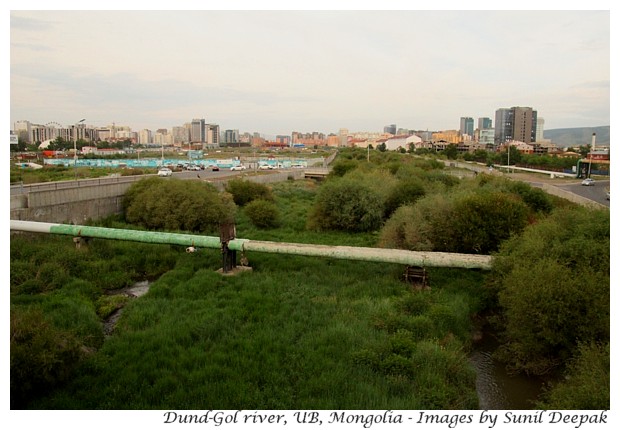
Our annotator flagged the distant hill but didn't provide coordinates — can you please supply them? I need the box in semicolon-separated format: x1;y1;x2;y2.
544;126;610;148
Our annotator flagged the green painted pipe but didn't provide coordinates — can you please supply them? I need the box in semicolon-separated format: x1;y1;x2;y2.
10;220;222;249
10;220;493;270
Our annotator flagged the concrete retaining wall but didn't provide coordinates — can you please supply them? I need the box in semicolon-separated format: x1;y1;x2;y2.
541;184;608;210
10;171;307;223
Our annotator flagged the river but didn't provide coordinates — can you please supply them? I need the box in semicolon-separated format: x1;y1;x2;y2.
470;328;545;409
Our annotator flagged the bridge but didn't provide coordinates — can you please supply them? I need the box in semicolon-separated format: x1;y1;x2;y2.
302;167;331;179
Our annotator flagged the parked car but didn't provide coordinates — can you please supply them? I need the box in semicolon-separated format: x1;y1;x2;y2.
581;178;595;186
606;190;610;200
230;165;246;171
259;164;274;170
157;167;172;177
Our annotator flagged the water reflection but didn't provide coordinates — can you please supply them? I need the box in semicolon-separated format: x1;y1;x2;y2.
470;332;544;410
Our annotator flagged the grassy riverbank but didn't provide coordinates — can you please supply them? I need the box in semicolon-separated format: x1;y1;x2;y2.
13;179;487;409
11;154;608;410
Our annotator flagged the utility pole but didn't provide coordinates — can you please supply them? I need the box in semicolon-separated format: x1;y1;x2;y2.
74;119;85;180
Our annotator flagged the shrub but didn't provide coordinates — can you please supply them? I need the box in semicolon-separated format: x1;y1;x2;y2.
536;342;609;410
328;159;358;177
225;179;274;206
10;307;87;409
443;191;529;254
490;207;610;377
244;199;281;229
124;177;236;232
383;178;426;218
507;181;553;214
379;190;529;254
307;177;384;232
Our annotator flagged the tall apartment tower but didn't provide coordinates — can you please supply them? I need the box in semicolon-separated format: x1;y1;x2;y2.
478;117;492;130
536;117;545;142
207;124;220;146
190;118;206;143
494;106;537;145
459;117;474;137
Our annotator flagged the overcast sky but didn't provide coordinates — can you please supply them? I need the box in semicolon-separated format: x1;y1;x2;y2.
8;5;613;137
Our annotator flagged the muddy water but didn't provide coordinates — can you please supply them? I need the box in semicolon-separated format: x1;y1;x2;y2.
470;331;545;409
103;281;151;336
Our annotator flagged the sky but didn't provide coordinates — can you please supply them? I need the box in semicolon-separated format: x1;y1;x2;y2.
8;3;614;138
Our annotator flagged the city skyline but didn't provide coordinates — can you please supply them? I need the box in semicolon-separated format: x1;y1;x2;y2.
9;8;612;137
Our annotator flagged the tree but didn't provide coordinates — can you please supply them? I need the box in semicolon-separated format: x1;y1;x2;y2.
124;177;237;232
444;143;458;160
377;142;387;152
578;144;591;158
308;177;384;232
48;137;68;151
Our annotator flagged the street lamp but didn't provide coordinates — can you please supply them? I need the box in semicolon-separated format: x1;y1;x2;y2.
74;119;85;180
506;141;511;174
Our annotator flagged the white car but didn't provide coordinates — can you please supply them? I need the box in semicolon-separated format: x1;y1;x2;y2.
259;164;274;170
581;178;595;186
157;167;172;177
230;165;246;171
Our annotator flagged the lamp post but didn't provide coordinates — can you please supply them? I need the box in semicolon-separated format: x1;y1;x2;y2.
74;119;85;180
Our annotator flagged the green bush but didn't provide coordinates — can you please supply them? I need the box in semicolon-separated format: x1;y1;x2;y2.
384;178;426;218
124;177;236;232
444;191;529;254
307;177;384;232
225;179;274;206
10;307;88;409
536;342;609;410
244;199;281;229
379;190;528;254
490;207;609;377
507;181;553;214
328;159;358;177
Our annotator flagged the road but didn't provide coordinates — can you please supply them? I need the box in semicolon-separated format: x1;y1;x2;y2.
556;179;610;207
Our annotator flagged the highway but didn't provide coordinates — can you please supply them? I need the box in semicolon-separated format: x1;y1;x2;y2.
556;179;610;207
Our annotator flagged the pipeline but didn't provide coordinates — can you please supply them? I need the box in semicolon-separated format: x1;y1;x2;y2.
10;220;494;270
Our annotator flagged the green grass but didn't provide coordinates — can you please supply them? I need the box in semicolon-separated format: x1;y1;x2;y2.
13;179;485;410
33;252;480;409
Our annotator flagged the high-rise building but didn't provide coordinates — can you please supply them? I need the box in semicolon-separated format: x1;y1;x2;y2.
138;129;152;145
223;129;239;144
536;117;545;142
14;120;32;143
459;117;474;137
172;126;189;145
383;124;397;135
207;124;220;146
190;118;206;143
478;117;492;130
494;106;537;145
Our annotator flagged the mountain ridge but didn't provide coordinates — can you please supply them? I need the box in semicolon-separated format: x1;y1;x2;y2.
544;126;610;148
